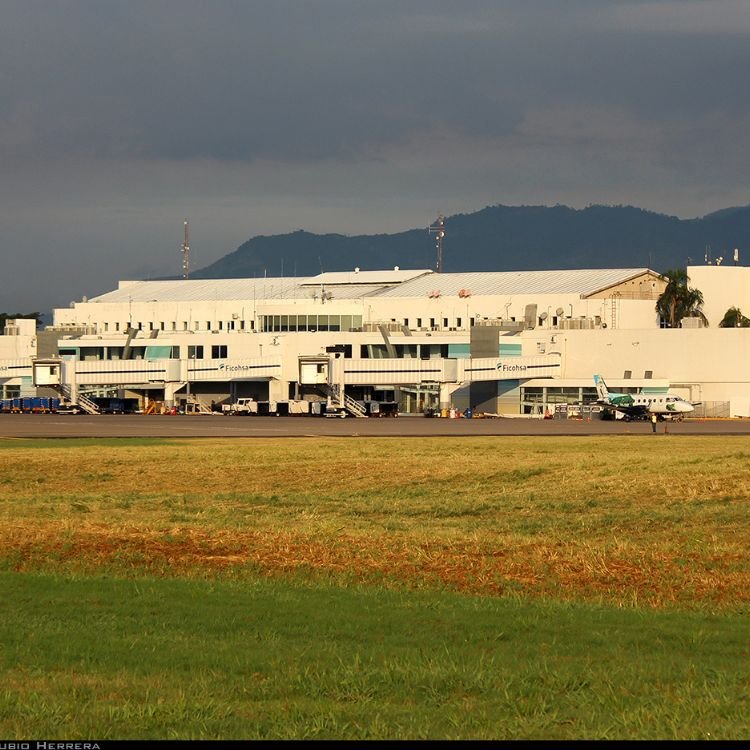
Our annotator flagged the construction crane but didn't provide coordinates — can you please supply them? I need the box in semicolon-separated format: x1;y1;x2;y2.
428;213;445;273
181;219;190;279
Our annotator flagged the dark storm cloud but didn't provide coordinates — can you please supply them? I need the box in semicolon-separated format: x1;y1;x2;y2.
5;0;747;165
3;0;750;312
0;3;740;161
0;1;525;161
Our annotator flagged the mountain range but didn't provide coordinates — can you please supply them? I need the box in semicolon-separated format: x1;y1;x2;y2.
190;203;750;279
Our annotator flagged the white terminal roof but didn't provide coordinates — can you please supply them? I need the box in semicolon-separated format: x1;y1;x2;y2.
307;269;432;286
375;269;654;298
86;268;652;305
90;277;316;303
88;270;433;304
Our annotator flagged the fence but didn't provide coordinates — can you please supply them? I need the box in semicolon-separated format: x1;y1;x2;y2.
690;401;731;418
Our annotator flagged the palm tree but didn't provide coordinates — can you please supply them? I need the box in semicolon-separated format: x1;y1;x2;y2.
655;269;708;327
719;306;750;328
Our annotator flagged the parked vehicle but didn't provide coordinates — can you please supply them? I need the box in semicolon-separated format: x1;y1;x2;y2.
223;398;258;415
0;397;62;414
90;397;139;414
56;403;82;415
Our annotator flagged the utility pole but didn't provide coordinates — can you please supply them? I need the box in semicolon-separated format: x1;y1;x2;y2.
428;213;445;273
181;219;190;279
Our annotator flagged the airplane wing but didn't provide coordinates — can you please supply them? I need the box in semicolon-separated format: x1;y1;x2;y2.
628;404;649;415
604;402;649;419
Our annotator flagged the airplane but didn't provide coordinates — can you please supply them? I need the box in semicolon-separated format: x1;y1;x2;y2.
593;374;695;421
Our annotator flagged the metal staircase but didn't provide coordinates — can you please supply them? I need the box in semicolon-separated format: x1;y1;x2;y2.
344;393;368;418
324;384;367;418
77;392;102;415
184;398;213;415
56;384;101;414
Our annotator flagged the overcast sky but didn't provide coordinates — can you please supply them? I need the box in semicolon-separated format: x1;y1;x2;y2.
2;0;750;312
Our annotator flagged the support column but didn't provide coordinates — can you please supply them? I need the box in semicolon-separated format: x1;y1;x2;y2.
164;381;181;407
469;325;500;412
268;379;286;403
63;358;77;404
440;383;461;410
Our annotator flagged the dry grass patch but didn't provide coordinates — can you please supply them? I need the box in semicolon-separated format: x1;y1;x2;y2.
2;436;749;609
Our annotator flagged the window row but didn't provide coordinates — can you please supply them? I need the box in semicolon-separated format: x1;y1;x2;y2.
400;317;463;330
187;345;228;360
261;315;363;332
100;320;255;333
58;345;229;361
97;316;478;333
360;344;450;359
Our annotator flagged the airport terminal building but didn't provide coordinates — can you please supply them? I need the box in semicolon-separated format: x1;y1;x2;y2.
3;264;750;417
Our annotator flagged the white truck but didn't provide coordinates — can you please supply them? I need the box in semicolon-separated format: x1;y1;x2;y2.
223;398;258;416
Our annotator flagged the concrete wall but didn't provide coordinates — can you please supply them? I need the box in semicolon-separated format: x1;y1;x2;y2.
530;327;750;404
469;326;500;411
54;288;661;334
586;271;666;300
367;293;658;331
688;265;750;328
38;282;750;413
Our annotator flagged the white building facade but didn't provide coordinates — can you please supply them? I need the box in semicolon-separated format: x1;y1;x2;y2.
3;265;749;416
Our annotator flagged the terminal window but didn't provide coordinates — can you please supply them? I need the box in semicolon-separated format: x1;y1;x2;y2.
261;314;361;332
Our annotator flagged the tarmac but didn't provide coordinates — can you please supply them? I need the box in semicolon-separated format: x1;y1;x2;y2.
2;413;750;438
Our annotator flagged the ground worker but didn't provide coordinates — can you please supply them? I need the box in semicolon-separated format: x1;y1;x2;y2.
651;413;657;433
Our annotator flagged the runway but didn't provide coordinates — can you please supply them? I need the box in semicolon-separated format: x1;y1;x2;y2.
2;413;750;438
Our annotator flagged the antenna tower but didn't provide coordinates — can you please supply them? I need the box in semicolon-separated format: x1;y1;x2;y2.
181;219;190;279
428;213;446;273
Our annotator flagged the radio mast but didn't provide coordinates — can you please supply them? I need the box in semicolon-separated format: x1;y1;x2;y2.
181;219;190;279
428;213;445;273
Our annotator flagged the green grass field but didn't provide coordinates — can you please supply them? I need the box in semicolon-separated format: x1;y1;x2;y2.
1;436;749;739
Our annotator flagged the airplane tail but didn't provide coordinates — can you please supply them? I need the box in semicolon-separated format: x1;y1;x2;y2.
593;374;610;402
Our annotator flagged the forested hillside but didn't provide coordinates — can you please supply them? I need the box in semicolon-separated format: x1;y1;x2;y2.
191;203;750;278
